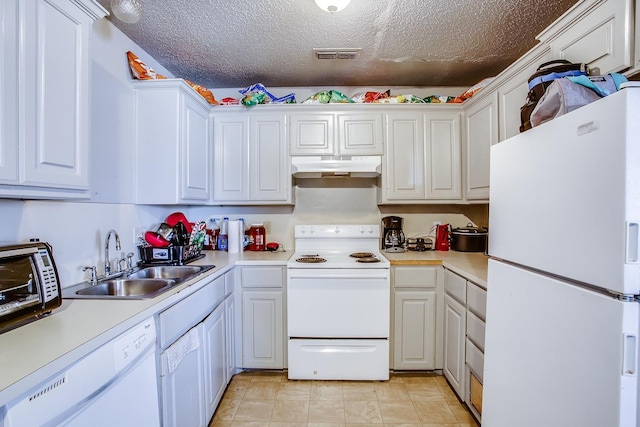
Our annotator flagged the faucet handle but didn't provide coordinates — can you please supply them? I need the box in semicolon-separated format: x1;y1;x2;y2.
82;265;98;285
126;252;135;270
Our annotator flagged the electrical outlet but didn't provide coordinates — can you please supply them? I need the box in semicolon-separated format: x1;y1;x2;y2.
134;226;146;244
263;221;271;234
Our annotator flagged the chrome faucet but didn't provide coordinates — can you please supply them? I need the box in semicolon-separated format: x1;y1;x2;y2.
104;229;121;277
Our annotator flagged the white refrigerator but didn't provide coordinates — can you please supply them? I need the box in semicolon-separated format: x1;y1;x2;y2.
484;83;640;427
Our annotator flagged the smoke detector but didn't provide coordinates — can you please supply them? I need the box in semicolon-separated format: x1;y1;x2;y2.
313;48;362;60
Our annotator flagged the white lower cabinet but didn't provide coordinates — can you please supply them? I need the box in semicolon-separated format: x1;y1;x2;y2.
157;272;229;427
203;304;226;419
392;266;443;370
443;293;466;397
238;266;285;369
443;268;487;423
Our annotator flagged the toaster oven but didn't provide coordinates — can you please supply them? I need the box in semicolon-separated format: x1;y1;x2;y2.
0;242;62;334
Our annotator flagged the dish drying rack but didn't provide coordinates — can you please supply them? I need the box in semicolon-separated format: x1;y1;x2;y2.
138;224;206;266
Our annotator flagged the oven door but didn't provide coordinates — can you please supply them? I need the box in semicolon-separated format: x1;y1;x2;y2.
287;268;390;338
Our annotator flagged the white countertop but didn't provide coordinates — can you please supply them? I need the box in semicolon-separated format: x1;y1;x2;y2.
383;250;489;287
0;248;486;404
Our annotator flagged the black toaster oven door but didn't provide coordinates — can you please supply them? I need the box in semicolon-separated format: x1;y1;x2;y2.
0;245;57;333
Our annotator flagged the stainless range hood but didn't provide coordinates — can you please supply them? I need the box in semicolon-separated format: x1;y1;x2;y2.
291;156;382;178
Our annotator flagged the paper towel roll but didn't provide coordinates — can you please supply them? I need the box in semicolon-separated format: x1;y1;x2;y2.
228;220;242;253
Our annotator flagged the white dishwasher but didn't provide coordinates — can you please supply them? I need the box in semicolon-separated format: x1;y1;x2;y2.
2;317;160;427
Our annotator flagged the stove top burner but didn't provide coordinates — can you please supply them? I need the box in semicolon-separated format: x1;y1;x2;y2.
296;256;327;263
356;256;381;263
349;252;375;258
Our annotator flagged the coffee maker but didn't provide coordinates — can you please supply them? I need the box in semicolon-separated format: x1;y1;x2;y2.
381;216;406;253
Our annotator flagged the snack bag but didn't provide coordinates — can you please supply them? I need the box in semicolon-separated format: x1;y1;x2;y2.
220;97;240;105
184;80;219;105
239;83;295;106
352;90;390;103
424;95;455;103
126;51;167;80
303;90;353;104
459;77;495;101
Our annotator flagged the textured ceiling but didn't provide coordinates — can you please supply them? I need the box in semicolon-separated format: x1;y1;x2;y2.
98;0;578;89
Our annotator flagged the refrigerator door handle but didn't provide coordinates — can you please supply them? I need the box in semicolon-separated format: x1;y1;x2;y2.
625;222;639;263
622;333;637;376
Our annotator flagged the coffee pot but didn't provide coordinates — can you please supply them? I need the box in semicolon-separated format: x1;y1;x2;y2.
381;216;406;253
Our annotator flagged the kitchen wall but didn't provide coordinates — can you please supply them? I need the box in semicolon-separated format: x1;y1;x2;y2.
0;17;485;288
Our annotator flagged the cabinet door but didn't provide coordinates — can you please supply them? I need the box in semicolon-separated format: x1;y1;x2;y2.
0;0;18;184
161;325;206;427
393;290;436;370
289;113;334;155
548;0;633;74
249;114;290;201
498;47;551;141
425;112;462;200
20;0;91;190
464;92;498;200
213;114;249;201
181;96;211;201
203;304;226;421
337;112;384;155
444;294;466;400
224;294;235;382
382;112;425;201
241;290;283;369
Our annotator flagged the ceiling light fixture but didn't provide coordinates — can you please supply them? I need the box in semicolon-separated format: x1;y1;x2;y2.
110;0;142;24
314;0;351;13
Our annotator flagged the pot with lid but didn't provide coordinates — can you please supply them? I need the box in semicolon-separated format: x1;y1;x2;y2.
450;223;488;253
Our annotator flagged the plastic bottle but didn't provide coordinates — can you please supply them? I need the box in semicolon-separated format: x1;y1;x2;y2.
238;218;248;250
217;217;229;251
249;223;266;251
204;218;219;250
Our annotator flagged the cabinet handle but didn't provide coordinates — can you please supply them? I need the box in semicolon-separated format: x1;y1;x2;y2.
623;334;637;376
626;222;638;263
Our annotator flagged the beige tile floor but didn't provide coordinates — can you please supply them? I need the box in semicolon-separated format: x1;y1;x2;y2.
209;371;479;427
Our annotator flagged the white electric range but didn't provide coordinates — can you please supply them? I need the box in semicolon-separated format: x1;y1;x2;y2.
286;224;390;381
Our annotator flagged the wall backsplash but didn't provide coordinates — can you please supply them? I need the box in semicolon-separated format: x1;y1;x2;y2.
1;182;485;287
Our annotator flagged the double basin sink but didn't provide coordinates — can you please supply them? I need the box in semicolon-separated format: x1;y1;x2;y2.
63;265;215;300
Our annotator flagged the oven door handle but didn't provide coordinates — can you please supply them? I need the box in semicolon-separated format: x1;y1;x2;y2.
299;344;379;354
288;274;388;280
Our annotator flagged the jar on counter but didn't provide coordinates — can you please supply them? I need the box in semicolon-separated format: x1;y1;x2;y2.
248;224;266;251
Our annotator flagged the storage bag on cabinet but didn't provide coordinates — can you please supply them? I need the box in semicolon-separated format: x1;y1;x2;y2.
519;60;588;132
530;73;627;128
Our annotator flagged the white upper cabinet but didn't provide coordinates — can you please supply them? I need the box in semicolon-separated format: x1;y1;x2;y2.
380;108;462;204
134;80;212;204
425;112;462;200
381;112;425;201
213;111;291;204
289;109;383;156
213;114;249;201
0;0;106;198
497;45;552;142
337;112;384;155
249;114;291;201
0;0;18;184
463;92;498;201
289;113;334;155
540;0;634;75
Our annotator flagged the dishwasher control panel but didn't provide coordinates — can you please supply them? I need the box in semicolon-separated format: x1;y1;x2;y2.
113;317;156;373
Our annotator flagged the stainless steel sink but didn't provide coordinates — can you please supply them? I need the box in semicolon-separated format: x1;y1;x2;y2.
127;265;204;280
63;264;215;300
75;279;175;298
